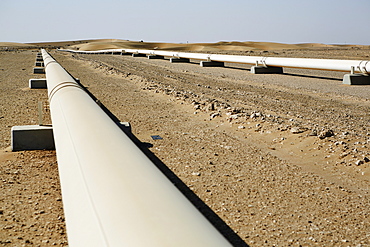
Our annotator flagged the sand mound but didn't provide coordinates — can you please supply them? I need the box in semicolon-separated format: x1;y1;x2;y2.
73;40;303;52
2;39;368;52
0;42;35;47
69;39;368;53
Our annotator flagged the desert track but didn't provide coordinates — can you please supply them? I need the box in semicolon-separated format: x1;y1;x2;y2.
1;48;370;246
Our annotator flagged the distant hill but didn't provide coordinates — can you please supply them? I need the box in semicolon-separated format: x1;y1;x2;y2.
1;39;367;52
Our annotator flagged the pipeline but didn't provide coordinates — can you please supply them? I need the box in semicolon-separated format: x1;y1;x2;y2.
59;48;370;74
41;49;232;247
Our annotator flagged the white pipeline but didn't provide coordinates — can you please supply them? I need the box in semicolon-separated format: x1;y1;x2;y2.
60;48;370;74
41;49;231;247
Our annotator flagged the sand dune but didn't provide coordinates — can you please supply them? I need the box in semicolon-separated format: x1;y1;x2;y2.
70;39;368;52
0;42;35;47
1;39;368;53
0;39;116;49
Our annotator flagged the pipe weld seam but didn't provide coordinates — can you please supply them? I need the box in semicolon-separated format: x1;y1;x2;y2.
48;82;84;102
360;61;369;74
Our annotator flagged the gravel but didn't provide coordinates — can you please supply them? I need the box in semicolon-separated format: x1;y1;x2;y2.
1;48;369;246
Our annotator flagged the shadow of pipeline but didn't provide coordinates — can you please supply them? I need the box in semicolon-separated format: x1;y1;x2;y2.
76;81;249;247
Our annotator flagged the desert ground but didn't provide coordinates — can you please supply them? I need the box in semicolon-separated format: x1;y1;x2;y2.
1;39;370;246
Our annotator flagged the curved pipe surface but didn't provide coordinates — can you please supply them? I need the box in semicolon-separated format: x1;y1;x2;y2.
59;48;370;73
41;49;231;247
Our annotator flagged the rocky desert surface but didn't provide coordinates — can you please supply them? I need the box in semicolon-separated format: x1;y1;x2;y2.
1;40;370;246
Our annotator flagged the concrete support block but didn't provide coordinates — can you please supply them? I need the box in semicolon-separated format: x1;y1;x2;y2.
35;62;44;67
29;79;47;89
118;122;135;141
33;67;45;74
250;66;284;74
36;57;43;62
29;78;79;89
119;122;131;133
11;125;55;151
200;61;225;67
132;53;147;57
147;55;164;59
170;58;190;63
343;74;370;85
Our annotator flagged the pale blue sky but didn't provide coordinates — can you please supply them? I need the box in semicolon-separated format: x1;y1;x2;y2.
1;0;369;44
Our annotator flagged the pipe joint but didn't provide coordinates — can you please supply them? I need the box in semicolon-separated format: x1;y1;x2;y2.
261;57;268;67
48;81;84;102
359;61;369;74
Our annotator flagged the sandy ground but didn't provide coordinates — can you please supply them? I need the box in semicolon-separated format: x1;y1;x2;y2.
0;50;67;246
1;43;370;246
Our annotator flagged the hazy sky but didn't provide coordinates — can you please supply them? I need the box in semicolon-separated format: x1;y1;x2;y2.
1;0;369;45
